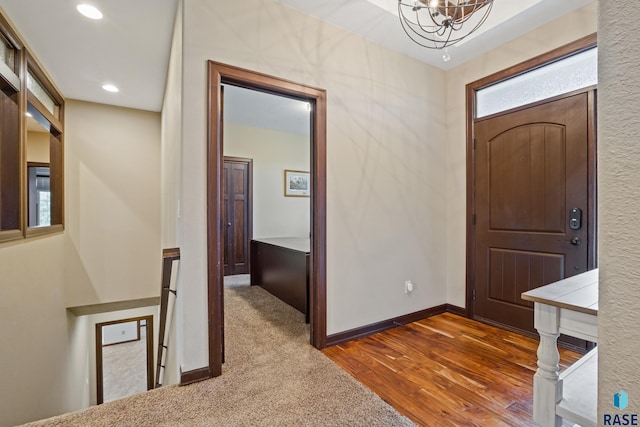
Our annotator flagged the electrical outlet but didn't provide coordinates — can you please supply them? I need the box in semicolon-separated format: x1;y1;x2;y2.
404;280;414;294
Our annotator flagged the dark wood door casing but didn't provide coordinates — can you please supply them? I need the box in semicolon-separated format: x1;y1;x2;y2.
95;315;154;405
207;61;327;380
465;34;597;331
223;157;252;276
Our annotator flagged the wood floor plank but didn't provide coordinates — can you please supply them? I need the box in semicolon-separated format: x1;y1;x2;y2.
323;313;581;427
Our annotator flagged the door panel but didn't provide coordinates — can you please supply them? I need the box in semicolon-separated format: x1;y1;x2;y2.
232;166;247;268
223;157;252;276
474;92;591;333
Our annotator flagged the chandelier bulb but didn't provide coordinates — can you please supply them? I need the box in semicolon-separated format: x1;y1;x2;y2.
442;48;451;62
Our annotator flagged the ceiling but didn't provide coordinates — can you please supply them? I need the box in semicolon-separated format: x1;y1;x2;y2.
0;0;594;127
0;0;178;112
223;85;311;136
278;0;593;70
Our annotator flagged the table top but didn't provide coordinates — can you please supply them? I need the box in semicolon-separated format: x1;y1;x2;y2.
252;237;310;253
521;268;598;316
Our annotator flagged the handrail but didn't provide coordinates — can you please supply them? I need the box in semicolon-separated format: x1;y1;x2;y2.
155;247;180;387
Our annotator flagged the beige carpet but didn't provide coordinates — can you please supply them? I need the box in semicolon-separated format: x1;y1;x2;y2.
23;285;414;426
102;328;148;402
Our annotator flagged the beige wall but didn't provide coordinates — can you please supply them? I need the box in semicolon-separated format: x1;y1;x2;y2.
598;0;640;418
63;100;161;305
444;2;598;307
26;130;50;163
224;123;310;238
0;100;162;425
173;0;447;371
0;235;69;426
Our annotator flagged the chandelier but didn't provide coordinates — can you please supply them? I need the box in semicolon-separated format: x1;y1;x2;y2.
398;0;494;52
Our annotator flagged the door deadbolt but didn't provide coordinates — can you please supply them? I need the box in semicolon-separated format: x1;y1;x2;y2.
569;208;582;230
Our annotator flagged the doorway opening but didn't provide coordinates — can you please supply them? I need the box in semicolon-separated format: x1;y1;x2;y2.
207;62;327;378
466;34;597;340
95;315;154;404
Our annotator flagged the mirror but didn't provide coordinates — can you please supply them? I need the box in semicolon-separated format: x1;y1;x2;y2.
96;316;154;404
26;103;52;228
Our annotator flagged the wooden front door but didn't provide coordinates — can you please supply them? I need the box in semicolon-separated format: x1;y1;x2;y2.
223;157;252;276
473;91;595;334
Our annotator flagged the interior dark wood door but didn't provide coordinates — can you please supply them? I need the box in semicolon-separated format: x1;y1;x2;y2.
473;91;594;334
223;157;252;276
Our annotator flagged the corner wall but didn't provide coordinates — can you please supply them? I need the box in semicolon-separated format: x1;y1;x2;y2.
598;0;640;418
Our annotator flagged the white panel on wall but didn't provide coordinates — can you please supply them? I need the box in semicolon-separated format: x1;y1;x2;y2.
102;321;139;345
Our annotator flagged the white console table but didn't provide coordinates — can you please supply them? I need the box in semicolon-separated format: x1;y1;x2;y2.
521;268;598;427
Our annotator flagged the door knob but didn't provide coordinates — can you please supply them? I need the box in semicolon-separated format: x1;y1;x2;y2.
227;222;231;226
571;237;581;246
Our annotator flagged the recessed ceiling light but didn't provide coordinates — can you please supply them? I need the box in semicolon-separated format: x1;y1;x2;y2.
77;4;103;20
102;84;119;93
25;112;32;117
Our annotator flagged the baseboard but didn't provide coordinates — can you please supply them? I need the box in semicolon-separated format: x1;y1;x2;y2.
445;304;467;317
326;304;449;347
180;366;210;386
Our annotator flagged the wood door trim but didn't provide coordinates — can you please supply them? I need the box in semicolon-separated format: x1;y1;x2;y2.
465;34;597;320
207;61;327;378
223;156;253;276
95;315;154;405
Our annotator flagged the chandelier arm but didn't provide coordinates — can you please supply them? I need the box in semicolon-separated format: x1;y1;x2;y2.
399;6;448;37
398;5;443;49
410;15;449;44
398;18;443;49
442;3;493;44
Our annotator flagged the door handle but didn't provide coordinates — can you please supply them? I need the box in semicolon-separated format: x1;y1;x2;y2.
227;222;231;226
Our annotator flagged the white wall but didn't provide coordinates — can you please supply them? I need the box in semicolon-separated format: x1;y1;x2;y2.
102;320;139;345
598;0;640;418
224;123;310;238
172;0;447;372
444;2;597;307
0;100;162;426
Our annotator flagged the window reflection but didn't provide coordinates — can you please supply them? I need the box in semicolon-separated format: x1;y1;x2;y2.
0;33;14;71
28;165;50;227
26;104;51;228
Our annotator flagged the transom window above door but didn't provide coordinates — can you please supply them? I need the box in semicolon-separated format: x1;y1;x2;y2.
476;46;597;118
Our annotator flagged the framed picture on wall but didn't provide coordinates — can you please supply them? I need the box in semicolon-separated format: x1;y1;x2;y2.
284;170;310;197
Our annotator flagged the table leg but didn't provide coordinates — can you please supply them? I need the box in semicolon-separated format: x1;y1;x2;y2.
532;302;563;427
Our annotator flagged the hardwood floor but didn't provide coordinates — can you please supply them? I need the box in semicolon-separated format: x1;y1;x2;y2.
323;313;581;427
